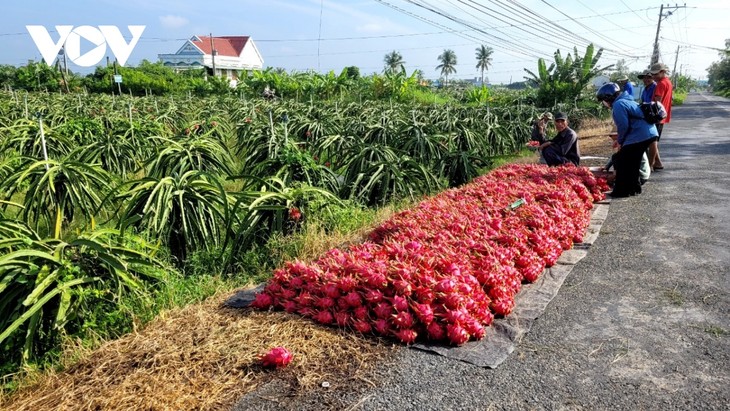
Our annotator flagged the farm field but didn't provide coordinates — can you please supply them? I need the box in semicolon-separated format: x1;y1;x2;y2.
1;87;618;409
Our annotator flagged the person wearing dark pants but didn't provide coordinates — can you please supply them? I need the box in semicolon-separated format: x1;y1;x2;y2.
537;112;580;166
596;83;658;198
612;138;654;196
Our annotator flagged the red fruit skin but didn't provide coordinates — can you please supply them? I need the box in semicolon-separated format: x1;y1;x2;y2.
289;207;302;221
353;305;369;320
289;276;304;289
365;272;387;289
447;323;470;345
316;297;336;310
338;276;358;293
344;291;362;307
391;295;409;312
491;298;515;317
427;322;446;341
364;289;384;304
334;311;351;327
464;318;486;340
314;310;334;324
413;303;434;325
353;320;373;334
393;279;413;296
282;300;298;313
250;292;273;309
394;328;418;344
374;318;390;335
323;283;341;299
392;311;414;329
435;278;456;294
260;347;293;368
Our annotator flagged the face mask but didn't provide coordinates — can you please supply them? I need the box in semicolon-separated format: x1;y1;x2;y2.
601;100;611;108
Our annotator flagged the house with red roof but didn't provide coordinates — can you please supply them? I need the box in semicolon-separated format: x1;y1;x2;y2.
158;35;263;82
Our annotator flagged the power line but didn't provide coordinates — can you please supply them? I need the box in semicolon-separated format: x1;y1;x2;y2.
660;37;727;52
502;0;643;59
372;0;546;60
400;0;551;59
253;6;657;43
575;0;644;37
536;0;638;55
447;0;589;55
619;0;653;25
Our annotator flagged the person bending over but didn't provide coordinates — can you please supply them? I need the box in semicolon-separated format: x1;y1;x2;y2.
596;83;658;198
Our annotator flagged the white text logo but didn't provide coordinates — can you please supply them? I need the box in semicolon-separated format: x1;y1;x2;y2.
26;25;145;67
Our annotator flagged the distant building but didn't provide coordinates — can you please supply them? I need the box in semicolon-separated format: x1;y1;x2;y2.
158;35;263;82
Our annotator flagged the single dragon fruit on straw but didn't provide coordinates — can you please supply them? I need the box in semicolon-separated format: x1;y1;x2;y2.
260;347;293;369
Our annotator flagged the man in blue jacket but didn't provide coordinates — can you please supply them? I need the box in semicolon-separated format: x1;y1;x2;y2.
596;83;658;197
638;69;656;103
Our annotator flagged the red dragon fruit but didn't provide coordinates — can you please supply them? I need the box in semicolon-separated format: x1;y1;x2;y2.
260;347;293;369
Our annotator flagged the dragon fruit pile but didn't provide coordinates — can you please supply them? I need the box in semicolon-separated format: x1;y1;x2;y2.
251;164;608;345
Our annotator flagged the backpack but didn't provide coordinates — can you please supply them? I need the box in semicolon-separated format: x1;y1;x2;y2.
639;101;667;124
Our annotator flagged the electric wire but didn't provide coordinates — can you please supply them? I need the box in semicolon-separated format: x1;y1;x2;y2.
537;0;637;53
400;0;552;59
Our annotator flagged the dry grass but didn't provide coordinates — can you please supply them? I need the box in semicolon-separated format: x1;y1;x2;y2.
576;117;616;166
1;292;392;411
273;202;412;265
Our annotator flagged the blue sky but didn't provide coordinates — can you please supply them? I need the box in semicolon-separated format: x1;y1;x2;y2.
4;0;728;83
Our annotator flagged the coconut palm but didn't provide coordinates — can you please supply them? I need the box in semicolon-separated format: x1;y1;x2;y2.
384;51;406;74
475;45;494;85
436;49;458;87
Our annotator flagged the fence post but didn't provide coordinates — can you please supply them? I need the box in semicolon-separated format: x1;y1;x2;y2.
36;112;50;171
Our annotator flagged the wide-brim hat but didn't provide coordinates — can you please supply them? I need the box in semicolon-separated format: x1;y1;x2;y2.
616;75;629;82
540;112;553;120
637;69;653;79
650;62;669;74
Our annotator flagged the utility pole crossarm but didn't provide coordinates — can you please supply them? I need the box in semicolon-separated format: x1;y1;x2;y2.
651;3;688;66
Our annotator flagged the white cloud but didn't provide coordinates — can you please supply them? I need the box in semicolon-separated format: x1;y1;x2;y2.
159;15;189;29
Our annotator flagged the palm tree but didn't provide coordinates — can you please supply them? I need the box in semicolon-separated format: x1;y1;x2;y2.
384;51;406;74
475;45;493;85
436;49;458;87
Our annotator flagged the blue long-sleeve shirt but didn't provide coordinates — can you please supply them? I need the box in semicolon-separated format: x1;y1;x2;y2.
611;93;658;146
641;82;656;103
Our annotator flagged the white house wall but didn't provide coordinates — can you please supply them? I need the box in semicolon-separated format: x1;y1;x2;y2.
241;40;264;68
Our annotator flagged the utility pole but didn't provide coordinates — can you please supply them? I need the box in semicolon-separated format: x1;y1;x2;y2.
114;59;122;95
672;45;681;84
61;45;68;77
651;3;687;65
209;33;216;77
